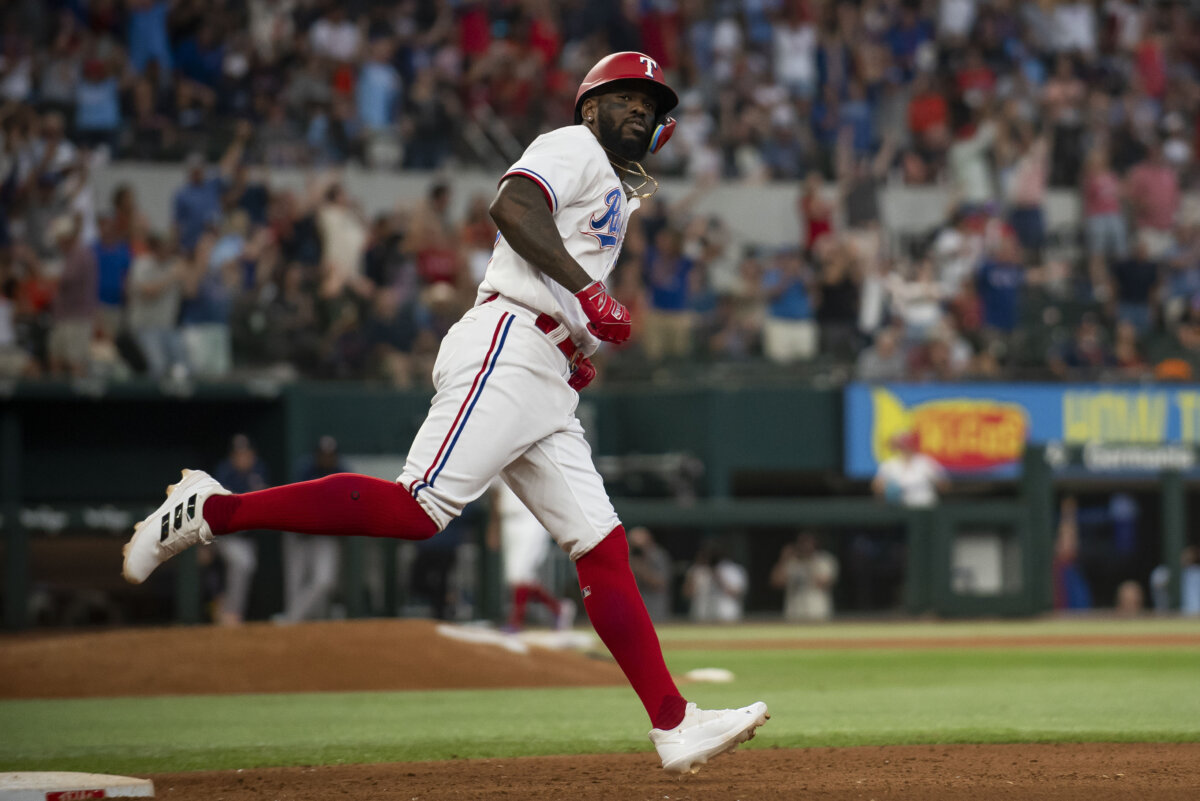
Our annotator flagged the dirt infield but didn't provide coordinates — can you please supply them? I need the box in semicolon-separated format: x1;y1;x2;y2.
148;744;1200;801
0;620;625;698
7;620;1200;799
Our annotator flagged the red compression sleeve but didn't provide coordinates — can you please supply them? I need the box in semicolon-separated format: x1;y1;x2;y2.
203;473;439;540
575;527;687;730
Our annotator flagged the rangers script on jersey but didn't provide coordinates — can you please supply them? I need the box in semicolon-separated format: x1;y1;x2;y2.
477;125;641;356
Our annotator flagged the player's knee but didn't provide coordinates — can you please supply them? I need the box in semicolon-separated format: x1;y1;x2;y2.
579;525;629;569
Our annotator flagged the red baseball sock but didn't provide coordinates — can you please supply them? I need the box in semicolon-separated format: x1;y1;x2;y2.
526;585;562;617
575;527;687;730
203;473;439;540
508;585;531;629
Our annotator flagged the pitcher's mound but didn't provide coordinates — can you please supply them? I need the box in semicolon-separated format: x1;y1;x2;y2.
0;620;625;699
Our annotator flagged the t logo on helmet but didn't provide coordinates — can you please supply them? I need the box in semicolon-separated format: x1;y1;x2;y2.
639;55;658;78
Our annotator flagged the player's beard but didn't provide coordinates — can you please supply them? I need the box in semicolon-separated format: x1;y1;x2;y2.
597;108;651;163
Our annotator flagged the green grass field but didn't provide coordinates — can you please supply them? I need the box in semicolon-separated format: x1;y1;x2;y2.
3;620;1199;775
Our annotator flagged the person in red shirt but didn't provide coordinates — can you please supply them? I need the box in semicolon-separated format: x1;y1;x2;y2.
798;171;833;255
1125;139;1180;258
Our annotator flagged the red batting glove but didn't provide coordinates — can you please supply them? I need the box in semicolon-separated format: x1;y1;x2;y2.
568;355;596;391
575;281;631;344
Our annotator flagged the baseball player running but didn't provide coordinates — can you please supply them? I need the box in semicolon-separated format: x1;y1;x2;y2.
122;51;768;774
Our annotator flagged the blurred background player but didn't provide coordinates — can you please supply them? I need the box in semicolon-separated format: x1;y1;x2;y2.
770;531;839;622
628;526;672;622
211;434;269;626
872;430;949;508
683;544;748;623
487;480;576;632
276;435;346;624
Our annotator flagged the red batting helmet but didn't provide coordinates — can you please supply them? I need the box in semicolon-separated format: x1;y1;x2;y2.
574;51;679;154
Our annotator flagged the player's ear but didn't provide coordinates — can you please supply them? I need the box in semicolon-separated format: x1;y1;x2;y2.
580;97;598;124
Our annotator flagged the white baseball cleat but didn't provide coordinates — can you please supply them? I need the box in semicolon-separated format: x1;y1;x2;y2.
122;469;230;584
649;701;770;774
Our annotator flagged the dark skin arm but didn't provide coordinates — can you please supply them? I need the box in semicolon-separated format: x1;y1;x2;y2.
489;177;592;293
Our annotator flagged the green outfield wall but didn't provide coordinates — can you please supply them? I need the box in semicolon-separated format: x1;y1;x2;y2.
0;381;1188;627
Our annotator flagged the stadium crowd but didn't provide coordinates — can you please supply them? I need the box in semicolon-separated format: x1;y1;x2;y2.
1;0;1200;385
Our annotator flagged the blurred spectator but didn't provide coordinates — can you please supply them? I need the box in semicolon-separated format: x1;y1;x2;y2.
976;235;1040;341
277;435;346;624
930;207;983;296
641;225;699;362
762;248;817;365
172;130;247;253
1082;149;1128;296
316;179;370;296
856;324;907;382
212;434;269;626
1053;495;1092;611
1126;139;1180;258
770;532;838;622
46;215;97;377
93;215;132;340
815;239;861;359
74;57;122;152
871;430;948;509
683;545;747;623
1006;135;1049;263
798;172;834;254
948;115;996;209
1107;235;1162;335
126;0;172;76
888;257;946;343
356;37;400;133
406;181;463;295
126;232;187;379
628;526;672;623
1048;315;1116;379
1114;579;1144;616
1183;546;1200;616
178;213;243;378
1113;320;1148;378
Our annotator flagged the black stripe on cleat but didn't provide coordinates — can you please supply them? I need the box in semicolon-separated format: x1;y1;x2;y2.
173;503;183;529
187;494;197;520
160;514;170;541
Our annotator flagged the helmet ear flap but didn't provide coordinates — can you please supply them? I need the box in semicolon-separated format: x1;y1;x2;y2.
648;116;676;154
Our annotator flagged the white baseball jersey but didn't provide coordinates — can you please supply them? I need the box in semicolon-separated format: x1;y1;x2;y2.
477;124;642;357
876;454;947;508
398;124;633;560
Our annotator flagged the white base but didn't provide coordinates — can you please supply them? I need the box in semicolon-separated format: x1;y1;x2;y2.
0;772;154;800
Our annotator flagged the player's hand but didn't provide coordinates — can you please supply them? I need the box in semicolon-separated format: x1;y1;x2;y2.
568;355;596;391
575;281;631;344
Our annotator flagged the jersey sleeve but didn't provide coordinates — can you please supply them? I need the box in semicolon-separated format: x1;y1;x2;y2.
500;130;593;215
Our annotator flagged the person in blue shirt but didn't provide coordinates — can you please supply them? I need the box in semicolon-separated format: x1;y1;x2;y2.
75;59;121;151
641;226;698;362
975;234;1045;334
762;247;817;363
127;0;172;77
92;216;132;339
172;127;250;254
356;38;401;131
212;434;270;625
174;23;224;90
